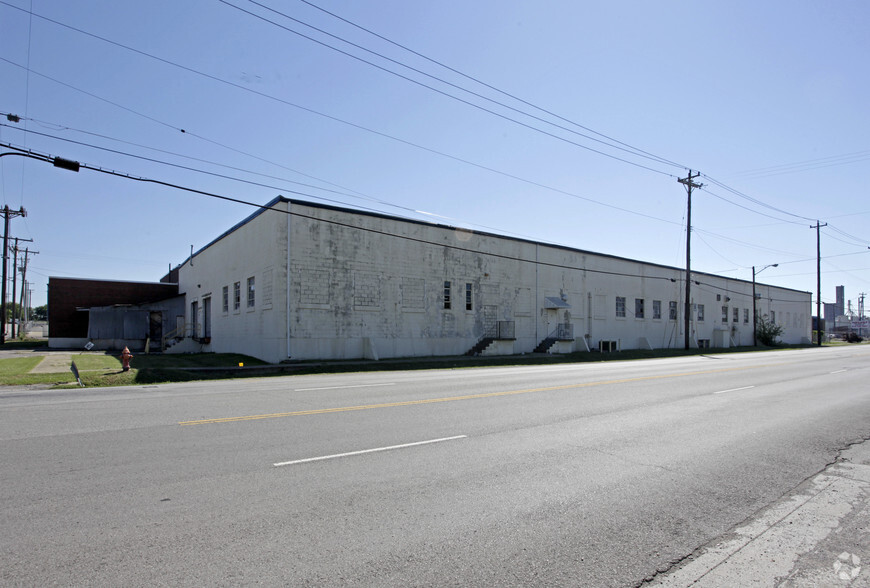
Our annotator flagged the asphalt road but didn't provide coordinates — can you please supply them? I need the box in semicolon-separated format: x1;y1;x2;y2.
3;346;870;586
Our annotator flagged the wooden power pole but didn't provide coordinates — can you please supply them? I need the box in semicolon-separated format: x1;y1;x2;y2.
678;171;703;350
0;206;26;344
811;221;827;346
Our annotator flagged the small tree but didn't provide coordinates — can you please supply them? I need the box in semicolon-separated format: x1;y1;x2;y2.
32;305;48;321
756;313;783;346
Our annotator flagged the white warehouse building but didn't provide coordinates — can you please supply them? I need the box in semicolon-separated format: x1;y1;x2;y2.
171;197;812;363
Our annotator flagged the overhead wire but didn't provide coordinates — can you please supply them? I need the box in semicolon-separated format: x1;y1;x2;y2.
292;0;687;170
693;231;742;267
692;227;807;259
215;0;678;177
0;0;676;179
235;0;835;228
0;1;856;261
731;149;870;180
0;142;733;285
826;224;870;247
700;174;815;223
0;116;455;221
0;58;686;231
6;142;788;290
0;119;684;233
236;0;685;171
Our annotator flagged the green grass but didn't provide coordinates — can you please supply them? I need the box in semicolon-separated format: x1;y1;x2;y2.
61;352;266;388
0;342;837;389
0;356;44;375
0;355;80;386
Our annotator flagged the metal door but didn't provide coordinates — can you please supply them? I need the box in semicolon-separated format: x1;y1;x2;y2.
149;311;163;342
203;297;211;339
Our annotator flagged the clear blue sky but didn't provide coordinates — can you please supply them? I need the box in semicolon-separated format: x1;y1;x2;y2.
1;0;868;313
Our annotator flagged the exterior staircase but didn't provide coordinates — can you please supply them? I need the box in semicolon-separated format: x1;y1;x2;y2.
466;337;495;356
533;337;558;354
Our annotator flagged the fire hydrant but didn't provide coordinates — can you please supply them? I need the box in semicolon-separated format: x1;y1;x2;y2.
120;347;133;371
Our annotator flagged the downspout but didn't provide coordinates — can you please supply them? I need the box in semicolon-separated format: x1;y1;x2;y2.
292;201;293;359
534;243;539;345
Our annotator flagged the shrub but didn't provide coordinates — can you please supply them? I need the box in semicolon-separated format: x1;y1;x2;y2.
756;314;783;346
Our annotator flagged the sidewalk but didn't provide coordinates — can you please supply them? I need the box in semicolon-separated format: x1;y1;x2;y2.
27;352;77;374
649;440;870;587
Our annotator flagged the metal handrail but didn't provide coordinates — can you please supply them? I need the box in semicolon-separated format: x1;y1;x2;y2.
161;323;193;350
551;323;574;340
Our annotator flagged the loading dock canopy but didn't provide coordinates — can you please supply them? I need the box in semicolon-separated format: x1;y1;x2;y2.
544;296;571;309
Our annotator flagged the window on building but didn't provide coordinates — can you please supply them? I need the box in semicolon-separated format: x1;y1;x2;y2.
635;298;645;319
722;306;729;323
733;307;740;323
697;304;705;321
744;308;749;324
616;296;626;318
653;300;662;320
443;281;451;310
247;276;255;308
233;281;240;311
669;301;678;320
770;310;776;324
465;283;472;311
222;286;229;314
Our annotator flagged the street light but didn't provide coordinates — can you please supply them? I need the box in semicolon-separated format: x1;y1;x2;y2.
752;263;778;346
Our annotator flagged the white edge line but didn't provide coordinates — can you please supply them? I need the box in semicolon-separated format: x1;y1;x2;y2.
294;383;396;391
830;369;847;374
273;435;468;467
714;385;755;395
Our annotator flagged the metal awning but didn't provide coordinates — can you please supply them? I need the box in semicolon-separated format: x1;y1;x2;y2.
544;296;571;309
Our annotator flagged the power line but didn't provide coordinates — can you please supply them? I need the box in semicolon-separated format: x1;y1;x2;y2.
0;143;745;286
1;59;685;230
731;149;870;180
0;1;842;241
692;228;807;259
0;2;826;231
239;0;686;171
0;2;676;178
0;123;684;233
213;0;678;176
700;174;815;223
826;224;870;247
294;0;686;170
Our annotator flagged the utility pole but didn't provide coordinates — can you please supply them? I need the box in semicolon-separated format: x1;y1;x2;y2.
17;247;37;337
9;237;33;339
678;171;703;350
0;206;26;344
811;221;827;346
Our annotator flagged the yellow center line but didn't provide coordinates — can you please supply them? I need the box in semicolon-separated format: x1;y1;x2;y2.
178;363;774;426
